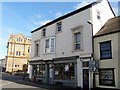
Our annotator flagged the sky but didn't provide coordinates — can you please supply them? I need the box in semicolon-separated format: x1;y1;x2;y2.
0;0;119;59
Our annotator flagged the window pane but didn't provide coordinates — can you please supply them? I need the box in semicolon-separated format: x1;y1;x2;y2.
99;69;114;86
35;43;39;56
101;43;110;51
100;41;112;59
57;22;61;32
50;39;55;52
45;39;49;48
75;32;80;43
75;43;80;50
54;63;75;80
42;29;46;36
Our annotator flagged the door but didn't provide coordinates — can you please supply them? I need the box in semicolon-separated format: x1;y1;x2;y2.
83;69;89;90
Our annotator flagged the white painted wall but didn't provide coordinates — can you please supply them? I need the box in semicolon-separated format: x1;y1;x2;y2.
30;0;115;88
92;0;115;35
30;8;92;60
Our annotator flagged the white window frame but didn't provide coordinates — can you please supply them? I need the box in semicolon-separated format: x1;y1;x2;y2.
71;25;83;51
56;21;62;33
35;43;39;56
44;37;56;53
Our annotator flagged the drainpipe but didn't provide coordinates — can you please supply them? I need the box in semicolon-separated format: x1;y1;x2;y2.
87;20;96;89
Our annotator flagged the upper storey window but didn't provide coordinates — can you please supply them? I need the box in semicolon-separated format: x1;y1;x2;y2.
42;28;46;37
97;10;101;20
56;22;62;32
45;37;55;53
100;41;112;59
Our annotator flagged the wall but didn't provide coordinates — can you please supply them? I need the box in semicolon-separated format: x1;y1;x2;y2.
94;33;119;89
30;8;92;61
92;0;114;35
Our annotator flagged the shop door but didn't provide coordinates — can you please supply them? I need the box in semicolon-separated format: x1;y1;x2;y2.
83;69;89;90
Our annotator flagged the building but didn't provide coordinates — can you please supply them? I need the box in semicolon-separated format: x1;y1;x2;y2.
94;16;120;89
29;0;115;89
6;33;31;73
0;58;6;72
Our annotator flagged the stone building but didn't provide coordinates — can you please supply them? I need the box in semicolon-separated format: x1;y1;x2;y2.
6;33;31;73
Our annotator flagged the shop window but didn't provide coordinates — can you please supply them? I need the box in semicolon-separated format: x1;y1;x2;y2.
99;68;115;86
54;63;74;80
33;64;45;78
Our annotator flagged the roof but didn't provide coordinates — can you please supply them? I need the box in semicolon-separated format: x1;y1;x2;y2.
94;16;120;37
31;0;115;33
31;2;98;33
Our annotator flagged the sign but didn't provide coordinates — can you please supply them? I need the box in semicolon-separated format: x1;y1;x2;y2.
89;60;98;72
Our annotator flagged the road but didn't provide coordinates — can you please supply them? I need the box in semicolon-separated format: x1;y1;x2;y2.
0;72;47;89
0;72;79;90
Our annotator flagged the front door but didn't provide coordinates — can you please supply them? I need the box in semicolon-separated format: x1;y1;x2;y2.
83;69;89;90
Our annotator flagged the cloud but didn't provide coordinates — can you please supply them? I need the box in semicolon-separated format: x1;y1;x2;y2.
74;2;91;9
33;19;52;26
55;12;63;18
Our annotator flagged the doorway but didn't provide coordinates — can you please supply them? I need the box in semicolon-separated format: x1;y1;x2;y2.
83;69;89;90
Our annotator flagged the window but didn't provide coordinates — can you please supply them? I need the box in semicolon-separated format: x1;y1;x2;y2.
16;51;21;56
74;32;81;50
35;43;39;56
45;37;55;53
33;64;45;78
42;28;46;37
28;47;30;53
17;37;22;42
56;22;62;32
100;41;112;59
50;38;55;52
54;63;74;80
99;69;115;86
97;10;101;20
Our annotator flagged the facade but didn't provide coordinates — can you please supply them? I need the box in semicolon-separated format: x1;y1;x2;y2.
0;58;6;72
94;16;120;89
29;0;115;89
6;33;31;73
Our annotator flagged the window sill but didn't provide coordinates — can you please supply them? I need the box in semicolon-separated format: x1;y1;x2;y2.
43;52;55;55
34;55;40;57
100;57;112;60
72;49;83;53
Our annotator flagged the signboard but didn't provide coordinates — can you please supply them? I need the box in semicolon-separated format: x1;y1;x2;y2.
89;60;98;72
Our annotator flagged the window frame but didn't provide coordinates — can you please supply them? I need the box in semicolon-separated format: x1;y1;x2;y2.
56;21;62;33
71;25;83;52
100;41;112;60
99;68;115;86
35;43;39;56
44;37;56;54
42;28;46;37
74;32;81;50
16;51;21;56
